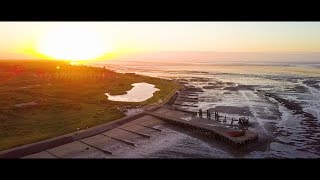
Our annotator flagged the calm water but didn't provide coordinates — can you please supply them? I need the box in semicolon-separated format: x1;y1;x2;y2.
105;82;159;102
95;62;320;158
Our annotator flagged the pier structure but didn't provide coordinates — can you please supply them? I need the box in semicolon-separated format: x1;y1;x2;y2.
165;82;257;146
147;107;258;147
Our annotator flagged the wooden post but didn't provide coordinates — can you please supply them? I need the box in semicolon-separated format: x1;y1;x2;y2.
207;109;211;119
217;112;219;121
199;109;202;118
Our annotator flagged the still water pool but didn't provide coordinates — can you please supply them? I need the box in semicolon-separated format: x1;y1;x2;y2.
105;82;159;102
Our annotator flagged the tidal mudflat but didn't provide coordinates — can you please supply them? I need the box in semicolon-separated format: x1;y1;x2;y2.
104;63;320;158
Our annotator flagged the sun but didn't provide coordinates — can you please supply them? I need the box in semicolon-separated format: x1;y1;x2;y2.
37;25;110;62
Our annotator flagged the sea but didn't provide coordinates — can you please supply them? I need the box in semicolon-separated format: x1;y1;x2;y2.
91;61;320;158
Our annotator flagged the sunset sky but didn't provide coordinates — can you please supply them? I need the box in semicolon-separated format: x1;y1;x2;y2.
1;22;320;63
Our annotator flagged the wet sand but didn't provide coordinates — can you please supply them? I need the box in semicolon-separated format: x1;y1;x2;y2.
209;106;252;116
6;64;320;158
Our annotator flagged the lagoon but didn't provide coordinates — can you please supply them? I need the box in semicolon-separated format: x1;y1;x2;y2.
105;82;160;102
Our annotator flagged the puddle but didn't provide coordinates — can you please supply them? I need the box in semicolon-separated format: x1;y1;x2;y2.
105;83;160;102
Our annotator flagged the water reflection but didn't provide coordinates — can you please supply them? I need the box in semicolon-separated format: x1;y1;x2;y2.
105;82;160;102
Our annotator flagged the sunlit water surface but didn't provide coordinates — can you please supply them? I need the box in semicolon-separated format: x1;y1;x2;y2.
95;62;320;158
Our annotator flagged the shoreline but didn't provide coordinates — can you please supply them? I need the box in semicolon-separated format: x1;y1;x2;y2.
0;60;180;152
0;82;179;158
0;78;181;158
0;105;162;158
0;78;269;158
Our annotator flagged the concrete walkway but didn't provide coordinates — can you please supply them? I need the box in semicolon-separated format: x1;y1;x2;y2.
23;114;167;158
0;106;165;158
0;106;258;158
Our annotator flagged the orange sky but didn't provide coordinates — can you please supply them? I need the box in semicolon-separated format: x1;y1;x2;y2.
1;22;320;63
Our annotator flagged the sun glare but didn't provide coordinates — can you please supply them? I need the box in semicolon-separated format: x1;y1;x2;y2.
37;26;110;61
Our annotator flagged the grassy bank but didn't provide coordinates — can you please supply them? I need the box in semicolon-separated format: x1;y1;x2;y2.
0;60;179;151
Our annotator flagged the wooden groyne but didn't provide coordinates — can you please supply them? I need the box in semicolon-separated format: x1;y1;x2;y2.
173;102;198;107
166;106;198;116
170;87;200;109
178;91;200;96
146;111;258;147
164;92;179;106
176;98;198;102
163;82;257;147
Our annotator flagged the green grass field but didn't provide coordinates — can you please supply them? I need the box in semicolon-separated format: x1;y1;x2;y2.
0;60;179;151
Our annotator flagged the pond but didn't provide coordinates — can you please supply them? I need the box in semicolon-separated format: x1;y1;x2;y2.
105;82;160;102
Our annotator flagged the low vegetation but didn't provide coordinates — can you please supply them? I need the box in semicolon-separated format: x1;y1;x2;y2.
0;60;179;151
